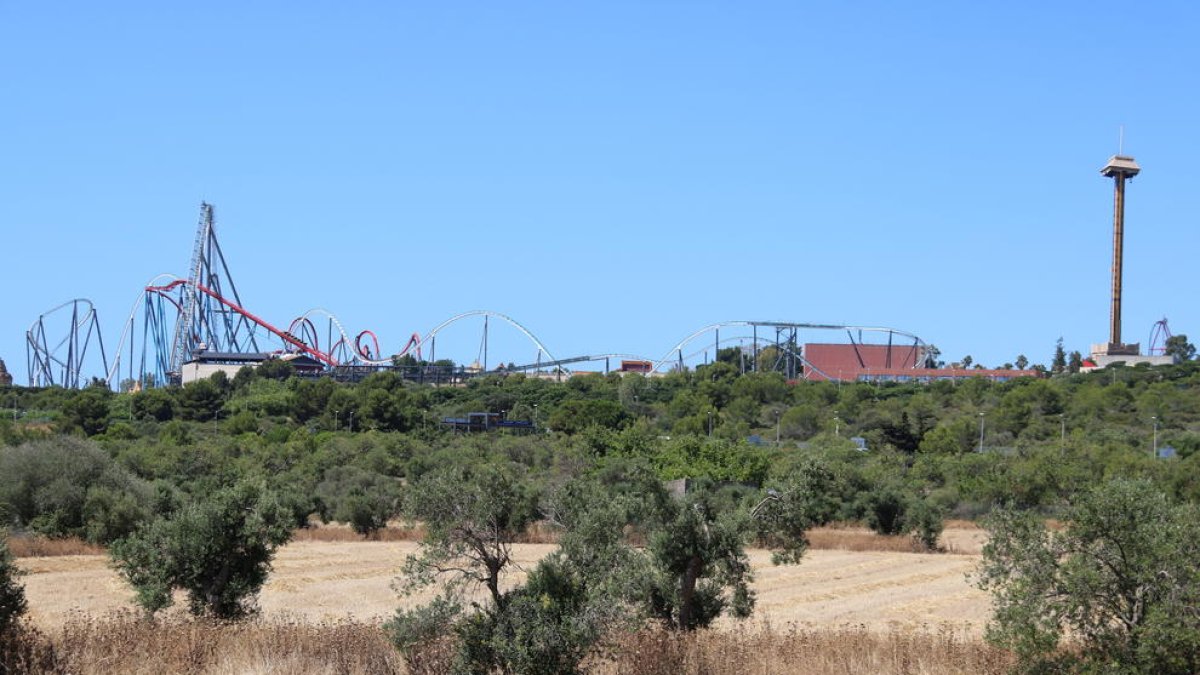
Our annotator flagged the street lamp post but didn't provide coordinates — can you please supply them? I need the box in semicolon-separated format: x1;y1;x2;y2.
533;404;538;431
334;409;339;431
1059;413;1066;451
1152;416;1159;457
833;410;839;437
978;412;986;452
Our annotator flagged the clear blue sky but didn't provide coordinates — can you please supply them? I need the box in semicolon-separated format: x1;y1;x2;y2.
3;2;1198;383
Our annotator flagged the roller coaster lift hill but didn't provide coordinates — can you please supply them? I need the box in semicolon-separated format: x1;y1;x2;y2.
25;204;934;389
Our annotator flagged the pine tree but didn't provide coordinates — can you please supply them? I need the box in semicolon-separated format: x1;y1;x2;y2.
1051;338;1067;374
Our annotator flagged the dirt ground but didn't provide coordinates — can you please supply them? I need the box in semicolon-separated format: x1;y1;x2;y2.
19;528;991;634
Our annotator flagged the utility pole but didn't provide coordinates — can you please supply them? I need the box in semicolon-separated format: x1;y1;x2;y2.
978;412;986;452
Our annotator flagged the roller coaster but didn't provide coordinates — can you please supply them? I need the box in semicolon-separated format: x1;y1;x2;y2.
24;203;934;389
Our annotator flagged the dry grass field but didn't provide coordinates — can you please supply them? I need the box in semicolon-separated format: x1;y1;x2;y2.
6;526;1000;673
16;527;991;633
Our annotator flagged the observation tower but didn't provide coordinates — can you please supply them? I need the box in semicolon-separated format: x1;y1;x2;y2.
1086;149;1173;369
1095;153;1140;358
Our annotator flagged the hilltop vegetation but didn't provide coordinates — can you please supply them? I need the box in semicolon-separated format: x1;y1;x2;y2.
3;357;1200;672
3;357;1199;546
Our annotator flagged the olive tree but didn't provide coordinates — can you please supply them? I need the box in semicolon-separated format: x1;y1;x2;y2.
389;464;538;672
640;496;754;630
110;481;293;619
0;533;26;634
978;479;1200;673
395;464;534;609
389;461;832;672
315;466;401;538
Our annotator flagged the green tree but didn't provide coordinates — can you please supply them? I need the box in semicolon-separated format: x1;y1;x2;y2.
390;465;543;673
751;461;839;564
110;481;293;619
398;465;534;609
546;399;629;435
315;466;401;537
640;495;754;630
0;437;153;543
255;358;294;380
1052;338;1067;374
1165;334;1196;361
177;378;224;421
62;387;112;435
131;387;177;422
1015;354;1029;370
977;479;1200;673
1068;350;1083;374
0;533;26;634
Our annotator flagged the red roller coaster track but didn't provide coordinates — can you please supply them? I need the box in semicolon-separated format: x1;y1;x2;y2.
142;279;431;367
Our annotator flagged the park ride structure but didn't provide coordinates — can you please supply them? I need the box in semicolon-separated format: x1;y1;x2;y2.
24;203;936;389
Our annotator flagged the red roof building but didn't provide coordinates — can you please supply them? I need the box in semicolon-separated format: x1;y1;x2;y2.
803;343;923;382
802;343;1039;383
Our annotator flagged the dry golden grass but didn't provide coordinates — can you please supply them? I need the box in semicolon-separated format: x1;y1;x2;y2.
590;624;1013;675
45;611;404;674
806;528;928;554
295;520;981;554
944;519;982;530
20;541;989;632
292;519;564;545
804;524;986;555
5;535;104;558
513;519;562;544
5;614;1012;675
291;523;427;543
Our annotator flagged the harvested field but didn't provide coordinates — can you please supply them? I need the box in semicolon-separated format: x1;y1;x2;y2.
18;530;991;634
3;617;1011;675
5;535;103;558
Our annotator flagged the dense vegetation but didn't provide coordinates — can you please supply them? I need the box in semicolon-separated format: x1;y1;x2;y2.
2;354;1200;671
4;356;1200;545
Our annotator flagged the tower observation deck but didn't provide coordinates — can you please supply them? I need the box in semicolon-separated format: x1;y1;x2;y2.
1093;154;1141;358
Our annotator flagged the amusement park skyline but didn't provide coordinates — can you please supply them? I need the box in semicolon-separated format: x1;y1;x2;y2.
4;3;1200;384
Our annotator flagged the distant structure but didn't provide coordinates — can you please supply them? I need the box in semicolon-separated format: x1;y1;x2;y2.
179;351;324;384
803;344;1039;383
1088;151;1173;368
0;358;12;387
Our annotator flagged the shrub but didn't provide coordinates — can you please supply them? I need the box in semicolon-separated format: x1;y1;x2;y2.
0;533;26;634
0;437;153;543
978;479;1200;673
641;497;754;630
61;388;112;436
384;596;460;674
861;486;908;536
110;481;293;619
315;466;401;537
902;497;944;551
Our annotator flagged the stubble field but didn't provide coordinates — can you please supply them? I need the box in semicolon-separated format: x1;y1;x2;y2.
19;527;991;633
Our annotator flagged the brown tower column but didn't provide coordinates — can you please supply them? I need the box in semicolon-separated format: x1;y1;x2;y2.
1110;173;1126;346
1100;155;1140;353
